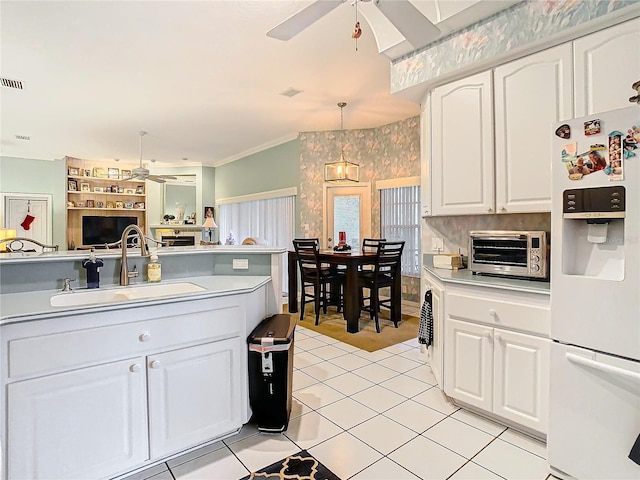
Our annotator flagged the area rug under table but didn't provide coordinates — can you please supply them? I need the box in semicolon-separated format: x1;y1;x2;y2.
240;449;340;480
295;305;419;352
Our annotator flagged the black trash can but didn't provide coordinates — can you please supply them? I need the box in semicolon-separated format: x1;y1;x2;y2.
247;314;296;433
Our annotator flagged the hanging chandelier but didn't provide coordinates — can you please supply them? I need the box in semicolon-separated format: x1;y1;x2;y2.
324;102;360;182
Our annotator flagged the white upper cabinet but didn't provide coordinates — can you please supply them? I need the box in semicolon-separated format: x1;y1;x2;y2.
431;71;495;216
574;18;640;117
494;44;573;213
420;96;432;217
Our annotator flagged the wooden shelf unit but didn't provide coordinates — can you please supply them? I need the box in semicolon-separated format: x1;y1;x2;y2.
66;156;147;249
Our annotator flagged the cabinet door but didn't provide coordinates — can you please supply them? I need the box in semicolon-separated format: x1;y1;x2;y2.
431;71;495;215
420;95;431;217
147;339;242;458
494;44;573;213
8;358;148;480
574;18;640;117
444;318;493;411
493;328;550;434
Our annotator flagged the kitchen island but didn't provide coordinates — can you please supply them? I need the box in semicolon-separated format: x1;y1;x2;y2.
0;246;286;480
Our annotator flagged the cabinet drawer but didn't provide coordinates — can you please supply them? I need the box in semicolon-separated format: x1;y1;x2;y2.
446;291;549;336
8;301;242;379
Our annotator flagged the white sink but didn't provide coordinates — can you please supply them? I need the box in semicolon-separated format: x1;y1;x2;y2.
50;282;207;307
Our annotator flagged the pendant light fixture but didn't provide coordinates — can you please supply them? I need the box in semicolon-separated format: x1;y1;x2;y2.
324;102;359;182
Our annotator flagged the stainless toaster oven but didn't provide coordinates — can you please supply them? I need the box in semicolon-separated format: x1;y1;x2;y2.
469;230;548;279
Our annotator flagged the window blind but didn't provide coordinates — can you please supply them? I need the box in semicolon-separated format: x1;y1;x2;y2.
380;185;420;276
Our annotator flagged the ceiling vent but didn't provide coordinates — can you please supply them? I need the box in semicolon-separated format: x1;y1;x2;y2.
1;78;24;90
14;135;30;141
280;87;303;98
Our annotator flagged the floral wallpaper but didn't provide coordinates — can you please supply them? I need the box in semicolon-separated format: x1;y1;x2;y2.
298;116;422;301
391;0;639;93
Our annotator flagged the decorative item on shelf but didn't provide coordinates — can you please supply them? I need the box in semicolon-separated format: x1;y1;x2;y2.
96;201;104;208
68;179;78;191
124;202;134;209
115;201;124;209
135;185;144;194
106;201;115;208
110;184;117;192
202;207;217;242
105;186;112;193
108;167;120;179
124;188;135;194
134;202;145;209
324;101;359;182
84;169;92;177
94;187;104;193
76;202;85;208
67;201;75;208
175;202;186;222
117;186;124;193
80;183;90;192
86;200;95;208
162;214;175;225
92;167;107;178
121;169;131;179
68;167;80;176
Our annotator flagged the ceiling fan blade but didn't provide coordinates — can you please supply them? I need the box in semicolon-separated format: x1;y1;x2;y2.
146;175;167;183
156;175;178;180
374;0;441;48
267;0;345;40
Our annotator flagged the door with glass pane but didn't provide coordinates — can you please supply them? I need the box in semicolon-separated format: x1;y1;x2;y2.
323;183;371;250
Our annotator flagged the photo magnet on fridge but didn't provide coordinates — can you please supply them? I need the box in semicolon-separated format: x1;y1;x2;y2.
606;131;624;181
561;142;577;163
584;119;601;136
555;124;571;139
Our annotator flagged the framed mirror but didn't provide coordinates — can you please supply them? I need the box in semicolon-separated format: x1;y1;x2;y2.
163;175;196;223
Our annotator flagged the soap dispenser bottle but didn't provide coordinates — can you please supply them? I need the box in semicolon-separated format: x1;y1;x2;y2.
148;252;161;282
82;248;104;289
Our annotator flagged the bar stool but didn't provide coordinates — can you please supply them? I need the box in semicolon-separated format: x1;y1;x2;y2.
358;240;405;333
293;239;344;325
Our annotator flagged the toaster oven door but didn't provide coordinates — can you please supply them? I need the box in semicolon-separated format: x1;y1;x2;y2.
471;235;529;270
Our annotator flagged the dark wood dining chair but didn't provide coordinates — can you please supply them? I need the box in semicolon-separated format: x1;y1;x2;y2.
293;239;344;325
358;240;405;333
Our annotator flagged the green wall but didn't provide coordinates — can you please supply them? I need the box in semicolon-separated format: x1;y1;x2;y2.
0;156;67;248
214;140;299;199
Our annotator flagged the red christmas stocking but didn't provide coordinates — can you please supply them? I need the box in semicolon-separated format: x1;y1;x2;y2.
21;214;35;230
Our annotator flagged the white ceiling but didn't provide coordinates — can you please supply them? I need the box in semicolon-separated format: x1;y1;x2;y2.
0;1;516;168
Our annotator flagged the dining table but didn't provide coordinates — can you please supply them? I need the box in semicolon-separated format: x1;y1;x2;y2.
287;249;402;333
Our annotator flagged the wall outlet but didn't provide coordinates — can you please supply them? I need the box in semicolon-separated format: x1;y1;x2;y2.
431;237;444;252
232;258;249;270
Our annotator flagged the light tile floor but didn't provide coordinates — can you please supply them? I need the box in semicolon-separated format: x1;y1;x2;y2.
123;313;553;480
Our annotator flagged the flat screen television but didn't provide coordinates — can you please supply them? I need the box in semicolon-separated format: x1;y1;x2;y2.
82;216;138;246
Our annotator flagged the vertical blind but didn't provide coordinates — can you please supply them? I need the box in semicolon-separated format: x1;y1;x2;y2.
218;195;295;294
380;185;420;276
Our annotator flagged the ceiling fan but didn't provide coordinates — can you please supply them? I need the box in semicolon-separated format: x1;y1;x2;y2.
267;0;441;48
127;131;177;184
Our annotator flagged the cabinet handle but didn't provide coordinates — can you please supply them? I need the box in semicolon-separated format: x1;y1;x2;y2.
488;309;497;318
139;333;151;342
500;206;507;212
483;331;492;339
487;208;493;213
129;364;141;373
495;334;502;344
149;360;161;369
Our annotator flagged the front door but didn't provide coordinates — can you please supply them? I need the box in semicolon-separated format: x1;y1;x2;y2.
323;183;371;250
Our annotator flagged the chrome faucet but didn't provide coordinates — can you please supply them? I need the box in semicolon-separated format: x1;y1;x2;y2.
120;225;149;286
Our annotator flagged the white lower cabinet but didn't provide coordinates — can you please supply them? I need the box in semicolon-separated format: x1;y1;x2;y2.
1;291;263;480
148;339;242;458
8;358;148;480
443;286;550;435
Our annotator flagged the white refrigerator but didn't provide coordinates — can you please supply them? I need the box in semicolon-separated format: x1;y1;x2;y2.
548;106;640;479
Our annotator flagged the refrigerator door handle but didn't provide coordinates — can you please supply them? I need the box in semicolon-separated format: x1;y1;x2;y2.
567;353;640;383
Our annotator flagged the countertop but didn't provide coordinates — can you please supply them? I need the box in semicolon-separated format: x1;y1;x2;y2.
0;245;286;265
0;275;271;325
423;255;550;295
